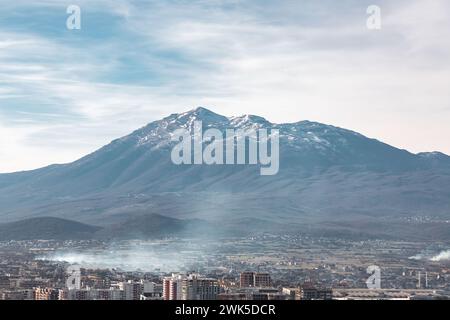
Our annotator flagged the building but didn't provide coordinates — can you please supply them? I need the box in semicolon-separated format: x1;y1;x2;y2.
218;293;248;300
0;290;34;300
0;276;10;289
240;272;271;288
240;272;255;287
332;288;441;300
66;289;90;300
163;277;171;300
90;288;125;300
163;274;186;300
181;274;220;300
282;287;301;300
140;292;163;300
122;281;143;300
254;273;271;287
219;287;282;300
34;287;60;300
140;281;163;300
300;284;332;300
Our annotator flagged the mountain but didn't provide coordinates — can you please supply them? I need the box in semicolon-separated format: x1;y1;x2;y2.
0;217;101;240
0;107;449;240
0;215;214;241
94;213;215;240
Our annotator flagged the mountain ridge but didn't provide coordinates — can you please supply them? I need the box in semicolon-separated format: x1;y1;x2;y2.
0;107;449;240
1;107;449;175
0;217;101;240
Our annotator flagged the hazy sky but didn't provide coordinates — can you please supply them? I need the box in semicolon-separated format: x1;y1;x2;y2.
0;0;449;172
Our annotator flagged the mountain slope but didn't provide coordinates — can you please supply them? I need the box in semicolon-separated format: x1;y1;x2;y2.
0;107;449;240
0;217;101;240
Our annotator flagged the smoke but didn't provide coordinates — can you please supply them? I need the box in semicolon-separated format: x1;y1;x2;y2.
409;249;450;262
40;251;181;272
430;250;450;262
38;240;206;272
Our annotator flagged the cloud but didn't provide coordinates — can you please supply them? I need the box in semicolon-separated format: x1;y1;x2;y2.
0;0;450;172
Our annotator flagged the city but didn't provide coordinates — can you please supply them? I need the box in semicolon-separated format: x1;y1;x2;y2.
1;2;450;316
1;236;449;300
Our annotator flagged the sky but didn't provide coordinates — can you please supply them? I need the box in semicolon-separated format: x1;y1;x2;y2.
0;0;449;173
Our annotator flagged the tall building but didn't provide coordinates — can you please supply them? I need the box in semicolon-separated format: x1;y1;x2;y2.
254;273;271;287
140;281;163;300
163;274;185;300
181;274;220;300
122;281;143;300
163;277;171;300
143;281;156;294
240;272;255;287
240;272;271;288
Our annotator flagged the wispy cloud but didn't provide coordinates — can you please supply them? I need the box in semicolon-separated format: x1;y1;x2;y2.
0;0;449;172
